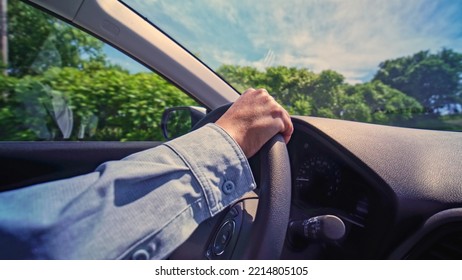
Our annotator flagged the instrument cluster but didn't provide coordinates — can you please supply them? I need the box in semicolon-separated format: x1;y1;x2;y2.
286;128;387;258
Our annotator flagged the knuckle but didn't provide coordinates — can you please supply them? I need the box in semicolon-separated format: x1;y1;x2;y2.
257;88;267;93
263;94;273;103
271;106;284;118
255;88;270;97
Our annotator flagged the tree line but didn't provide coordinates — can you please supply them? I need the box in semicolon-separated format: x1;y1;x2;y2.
217;48;462;130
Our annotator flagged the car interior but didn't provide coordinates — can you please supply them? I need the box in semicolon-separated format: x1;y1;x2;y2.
1;0;462;260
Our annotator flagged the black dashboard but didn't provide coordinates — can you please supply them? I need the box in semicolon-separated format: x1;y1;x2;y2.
282;116;462;259
283;119;394;259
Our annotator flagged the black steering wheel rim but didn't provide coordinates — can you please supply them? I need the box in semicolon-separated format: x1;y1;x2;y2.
193;103;292;259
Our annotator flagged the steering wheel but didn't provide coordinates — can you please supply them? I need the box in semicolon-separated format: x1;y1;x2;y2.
192;103;292;259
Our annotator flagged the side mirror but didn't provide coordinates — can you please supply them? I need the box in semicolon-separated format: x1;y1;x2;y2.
161;106;207;140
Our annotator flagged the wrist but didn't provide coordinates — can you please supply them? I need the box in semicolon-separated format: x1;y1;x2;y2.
214;121;249;158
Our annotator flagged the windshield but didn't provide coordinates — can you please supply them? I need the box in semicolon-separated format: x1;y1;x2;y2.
122;0;462;131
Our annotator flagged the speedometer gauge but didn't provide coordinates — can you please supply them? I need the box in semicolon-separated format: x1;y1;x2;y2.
294;156;341;206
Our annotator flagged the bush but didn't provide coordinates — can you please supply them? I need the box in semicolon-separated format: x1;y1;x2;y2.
0;67;196;141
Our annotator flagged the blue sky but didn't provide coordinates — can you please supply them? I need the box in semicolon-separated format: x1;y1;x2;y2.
116;0;462;84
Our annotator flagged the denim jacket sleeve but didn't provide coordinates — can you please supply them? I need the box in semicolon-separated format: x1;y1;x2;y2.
0;123;256;259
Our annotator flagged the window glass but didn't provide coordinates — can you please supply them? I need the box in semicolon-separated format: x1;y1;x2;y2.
123;0;462;131
0;1;196;141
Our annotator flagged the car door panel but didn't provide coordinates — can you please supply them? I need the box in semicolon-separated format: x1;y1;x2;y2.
0;141;162;192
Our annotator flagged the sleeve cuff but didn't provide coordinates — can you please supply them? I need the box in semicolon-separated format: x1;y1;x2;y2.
164;123;256;216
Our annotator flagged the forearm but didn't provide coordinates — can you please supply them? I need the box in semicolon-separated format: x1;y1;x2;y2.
0;124;255;259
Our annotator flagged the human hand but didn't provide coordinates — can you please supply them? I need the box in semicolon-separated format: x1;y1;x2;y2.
215;88;294;158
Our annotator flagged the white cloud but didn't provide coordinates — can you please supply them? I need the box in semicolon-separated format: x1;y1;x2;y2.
247;0;462;83
124;0;462;84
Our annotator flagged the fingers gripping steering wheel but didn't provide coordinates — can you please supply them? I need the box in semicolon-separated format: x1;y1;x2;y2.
193;103;291;259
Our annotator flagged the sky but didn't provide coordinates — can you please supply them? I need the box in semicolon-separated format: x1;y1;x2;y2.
118;0;462;84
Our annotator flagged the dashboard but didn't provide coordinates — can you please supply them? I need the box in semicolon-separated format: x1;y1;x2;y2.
283;121;395;259
281;117;462;259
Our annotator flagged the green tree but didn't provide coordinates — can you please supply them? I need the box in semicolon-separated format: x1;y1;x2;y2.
0;66;196;141
218;65;422;124
373;49;462;114
1;1;199;141
307;70;345;118
217;65;266;92
217;65;317;115
263;67;316;115
343;81;423;124
7;1;105;77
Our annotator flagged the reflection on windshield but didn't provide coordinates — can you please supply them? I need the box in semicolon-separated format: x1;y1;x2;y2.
123;0;462;131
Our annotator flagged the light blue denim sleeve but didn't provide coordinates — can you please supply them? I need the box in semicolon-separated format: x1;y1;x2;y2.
0;123;256;259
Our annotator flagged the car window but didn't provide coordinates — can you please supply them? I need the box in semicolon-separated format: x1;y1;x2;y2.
0;1;196;141
122;0;462;132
